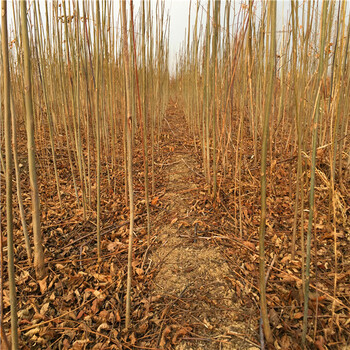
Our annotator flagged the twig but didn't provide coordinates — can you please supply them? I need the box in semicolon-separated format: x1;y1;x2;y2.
157;283;192;346
62;225;116;248
163;117;176;136
154;160;182;167
226;331;261;347
62;216;142;249
181;158;204;178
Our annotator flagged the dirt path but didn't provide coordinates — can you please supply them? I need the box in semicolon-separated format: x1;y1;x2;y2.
149;102;257;350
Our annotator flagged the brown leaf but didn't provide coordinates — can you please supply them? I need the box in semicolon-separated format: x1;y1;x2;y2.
39;302;50;316
293;312;303;319
135;267;144;276
271;159;277;171
107;241;121;252
151;197;159;206
62;338;71;349
97;323;110;332
2;290;10;308
24;327;41;337
38;276;48;294
269;308;279;327
242;240;255;250
314;336;326;350
160;326;171;348
170;217;178;226
136;321;148;334
277;272;295;283
92;298;101;314
77;309;85;319
115;310;121;323
172;327;191;344
72;340;89;349
281;334;291;349
129;332;137;345
92;273;112;283
99;310;109;321
245;263;255;272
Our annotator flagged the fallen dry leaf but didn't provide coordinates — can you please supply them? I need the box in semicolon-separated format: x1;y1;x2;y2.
172;326;192;344
129;332;137;345
160;326;172;348
170;217;178;226
242;240;256;250
151;197;159;206
293;312;303;319
38;277;48;294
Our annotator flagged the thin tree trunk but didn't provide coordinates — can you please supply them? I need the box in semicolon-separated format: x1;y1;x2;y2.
10;93;32;262
20;0;46;280
33;1;62;210
302;1;328;345
121;0;135;329
2;1;19;347
95;0;102;260
258;1;276;345
131;0;151;246
211;0;220;201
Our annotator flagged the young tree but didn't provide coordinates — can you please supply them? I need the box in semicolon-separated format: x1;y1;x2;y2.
20;0;46;279
2;1;19;347
302;1;329;345
95;0;101;260
121;0;135;329
258;0;276;345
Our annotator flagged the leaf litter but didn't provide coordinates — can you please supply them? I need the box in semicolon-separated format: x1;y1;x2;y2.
1;101;349;349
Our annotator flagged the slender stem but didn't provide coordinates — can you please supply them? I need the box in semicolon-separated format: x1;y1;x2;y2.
2;0;19;347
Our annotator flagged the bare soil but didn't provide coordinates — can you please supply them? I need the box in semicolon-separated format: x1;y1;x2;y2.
147;102;258;349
